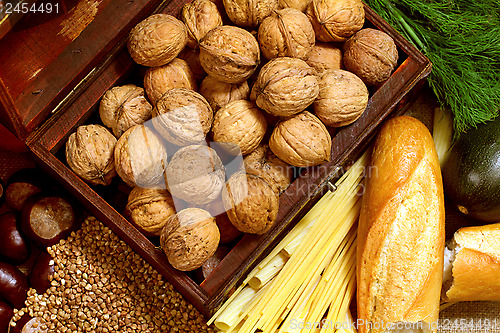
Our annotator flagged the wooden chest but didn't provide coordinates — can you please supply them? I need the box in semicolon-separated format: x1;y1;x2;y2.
0;0;431;318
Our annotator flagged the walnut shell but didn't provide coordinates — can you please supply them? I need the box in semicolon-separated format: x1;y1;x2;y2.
199;76;250;112
125;187;176;236
211;100;267;155
178;47;207;83
343;28;399;86
223;0;279;28
279;0;310;12
160;208;219;271
152;88;213;146
306;41;343;72
114;124;169;188
66;125;117;186
313;69;368;127
166;145;225;205
143;58;198;105
250;57;319;117
222;172;279;234
182;0;223;48
199;26;260;84
127;14;188;67
269;111;331;167
99;85;153;138
306;0;364;42
243;144;293;194
258;8;315;60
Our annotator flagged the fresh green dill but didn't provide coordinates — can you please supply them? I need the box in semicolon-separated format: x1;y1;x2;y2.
364;0;500;134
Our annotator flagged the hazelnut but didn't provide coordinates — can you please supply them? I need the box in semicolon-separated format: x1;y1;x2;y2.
152;88;213;146
313;69;368;127
258;8;315;60
166;145;225;205
160;208;220;271
127;14;188;67
125;187;176;237
250;57;319;117
244;144;294;194
143;58;197;105
223;0;279;28
343;28;399;86
99;84;153;138
199;26;260;84
306;41;343;72
199;76;250;112
222;172;279;235
65;124;117;186
211;100;267;155
181;0;223;48
306;0;364;42
269;111;331;167
114;124;169;188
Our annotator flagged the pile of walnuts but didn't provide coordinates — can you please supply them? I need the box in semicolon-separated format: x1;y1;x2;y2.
64;0;399;273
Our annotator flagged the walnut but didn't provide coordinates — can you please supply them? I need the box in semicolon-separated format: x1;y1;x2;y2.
343;28;399;86
143;58;197;105
211;100;267;155
306;41;343;72
279;0;310;12
181;0;223;49
178;47;207;83
65;124;117;186
125;187;176;236
199;26;260;84
223;0;279;28
306;0;364;42
199;76;250;112
222;172;279;234
244;144;293;194
166;145;225;205
269;111;331;167
160;208;220;271
258;8;315;60
99;85;153;138
127;14;188;67
114;124;169;188
152;88;213;146
250;57;319;117
313;69;368;127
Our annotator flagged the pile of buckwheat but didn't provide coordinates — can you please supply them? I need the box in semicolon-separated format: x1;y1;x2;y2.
10;216;217;333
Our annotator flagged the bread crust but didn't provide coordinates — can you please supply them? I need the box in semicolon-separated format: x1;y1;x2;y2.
444;223;500;302
357;116;445;333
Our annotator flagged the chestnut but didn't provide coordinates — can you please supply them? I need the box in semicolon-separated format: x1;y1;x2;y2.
0;213;30;265
9;316;47;333
5;169;45;211
21;193;82;247
0;301;13;333
0;262;28;309
0;178;5;208
198;246;231;281
29;251;54;294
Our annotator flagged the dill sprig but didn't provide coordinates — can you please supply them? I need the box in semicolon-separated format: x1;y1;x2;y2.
365;0;500;134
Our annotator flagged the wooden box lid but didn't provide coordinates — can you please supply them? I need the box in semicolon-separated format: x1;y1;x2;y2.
0;0;179;140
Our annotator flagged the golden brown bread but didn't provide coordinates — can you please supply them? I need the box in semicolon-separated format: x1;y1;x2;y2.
442;223;500;303
357;116;445;333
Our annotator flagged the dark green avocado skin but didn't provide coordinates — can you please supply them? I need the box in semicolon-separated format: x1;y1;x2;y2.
442;117;500;222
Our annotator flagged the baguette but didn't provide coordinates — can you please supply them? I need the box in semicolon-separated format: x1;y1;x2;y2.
357;116;445;333
442;223;500;303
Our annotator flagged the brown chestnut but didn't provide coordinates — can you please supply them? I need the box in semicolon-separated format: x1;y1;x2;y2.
0;300;13;333
0;178;5;208
0;262;28;309
20;193;81;247
0;213;30;265
5;169;45;211
29;252;54;294
11;316;47;333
